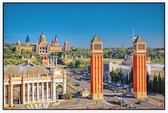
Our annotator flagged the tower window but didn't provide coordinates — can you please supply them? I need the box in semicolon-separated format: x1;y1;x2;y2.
90;45;92;50
138;44;145;50
133;45;136;50
94;44;101;50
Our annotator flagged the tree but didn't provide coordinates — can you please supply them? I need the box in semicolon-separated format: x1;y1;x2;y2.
149;80;153;92
110;68;121;83
125;74;129;84
153;75;158;92
64;93;72;99
117;68;123;84
128;67;133;85
158;73;162;93
161;77;165;95
75;60;80;68
147;71;150;92
68;60;89;70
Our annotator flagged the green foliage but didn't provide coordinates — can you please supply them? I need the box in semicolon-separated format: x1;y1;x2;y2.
4;59;26;65
68;60;89;70
4;45;22;59
147;73;165;95
4;44;43;66
125;74;129;84
128;67;133;85
31;60;43;66
60;47;90;59
153;75;158;92
21;50;38;58
110;68;123;83
103;47;133;59
147;71;150;91
147;48;164;63
64;93;72;99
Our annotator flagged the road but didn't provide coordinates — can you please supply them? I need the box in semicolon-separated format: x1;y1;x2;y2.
67;72;115;95
66;69;165;109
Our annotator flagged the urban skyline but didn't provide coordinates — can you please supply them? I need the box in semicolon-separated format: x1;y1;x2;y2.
3;3;165;110
4;3;164;48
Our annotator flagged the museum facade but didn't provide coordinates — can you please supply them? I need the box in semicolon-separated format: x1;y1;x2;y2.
15;33;70;66
4;61;66;107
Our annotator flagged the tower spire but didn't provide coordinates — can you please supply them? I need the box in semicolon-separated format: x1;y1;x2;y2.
26;35;30;42
133;28;134;38
131;28;135;43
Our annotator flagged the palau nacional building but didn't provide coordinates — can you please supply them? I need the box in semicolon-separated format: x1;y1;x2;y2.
15;33;70;66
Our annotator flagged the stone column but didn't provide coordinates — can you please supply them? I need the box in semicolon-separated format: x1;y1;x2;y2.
50;57;51;68
63;72;66;94
42;82;44;100
52;81;56;100
27;83;29;103
52;57;54;68
32;83;34;102
48;58;49;67
21;83;25;104
8;84;13;107
56;57;57;67
50;57;52;68
46;82;48;100
37;83;39;101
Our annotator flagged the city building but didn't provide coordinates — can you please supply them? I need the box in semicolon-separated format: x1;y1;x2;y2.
15;33;70;66
104;62;132;83
4;61;67;108
122;56;133;66
123;55;153;66
133;35;147;99
147;63;164;80
103;62;113;83
122;55;164;80
90;35;104;100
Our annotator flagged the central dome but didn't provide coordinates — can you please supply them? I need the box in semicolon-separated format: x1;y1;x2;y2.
39;32;46;43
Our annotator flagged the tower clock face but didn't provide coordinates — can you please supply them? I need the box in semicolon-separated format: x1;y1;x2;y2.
138;44;145;50
94;44;101;50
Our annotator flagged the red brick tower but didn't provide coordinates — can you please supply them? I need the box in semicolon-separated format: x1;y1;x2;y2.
133;35;147;98
90;35;104;100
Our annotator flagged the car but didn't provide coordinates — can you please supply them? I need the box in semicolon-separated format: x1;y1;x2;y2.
74;82;80;86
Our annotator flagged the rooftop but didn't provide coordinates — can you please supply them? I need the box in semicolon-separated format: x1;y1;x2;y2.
90;35;102;43
133;35;145;44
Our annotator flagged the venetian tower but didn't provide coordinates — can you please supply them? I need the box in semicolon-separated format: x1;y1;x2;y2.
90;35;104;100
133;35;147;98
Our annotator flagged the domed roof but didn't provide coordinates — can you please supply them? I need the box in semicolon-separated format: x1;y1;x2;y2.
55;37;58;42
17;40;20;45
39;32;46;43
64;41;68;45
